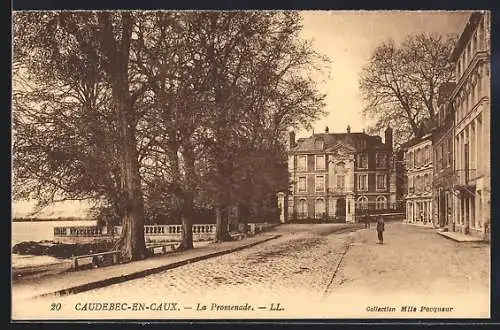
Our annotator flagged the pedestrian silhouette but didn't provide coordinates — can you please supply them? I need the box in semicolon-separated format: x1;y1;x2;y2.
376;216;385;244
363;212;370;228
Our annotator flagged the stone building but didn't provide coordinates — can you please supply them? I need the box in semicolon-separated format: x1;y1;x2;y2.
285;125;396;223
431;83;456;229
450;11;491;239
402;124;434;226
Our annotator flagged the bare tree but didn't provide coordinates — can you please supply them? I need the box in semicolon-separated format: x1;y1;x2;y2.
359;33;456;145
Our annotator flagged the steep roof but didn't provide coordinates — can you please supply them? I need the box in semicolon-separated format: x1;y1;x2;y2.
291;131;385;153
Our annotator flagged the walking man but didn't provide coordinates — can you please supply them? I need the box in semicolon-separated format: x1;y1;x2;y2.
376;216;385;244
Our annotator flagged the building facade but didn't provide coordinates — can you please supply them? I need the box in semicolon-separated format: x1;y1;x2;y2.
403;134;433;226
431;83;456;229
286;125;396;223
450;11;491;239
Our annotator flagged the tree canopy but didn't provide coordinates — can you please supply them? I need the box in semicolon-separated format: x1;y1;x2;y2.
359;33;456;147
13;11;330;255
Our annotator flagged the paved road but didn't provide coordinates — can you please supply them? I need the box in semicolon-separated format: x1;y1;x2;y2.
21;223;490;319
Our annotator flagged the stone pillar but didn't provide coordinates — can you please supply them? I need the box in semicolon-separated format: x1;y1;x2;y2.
277;192;286;223
407;202;411;222
346;194;355;223
287;196;294;221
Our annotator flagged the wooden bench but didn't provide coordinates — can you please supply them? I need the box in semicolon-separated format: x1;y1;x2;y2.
72;251;121;270
230;232;247;240
146;243;178;255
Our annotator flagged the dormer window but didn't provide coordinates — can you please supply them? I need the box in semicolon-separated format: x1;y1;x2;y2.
314;138;324;150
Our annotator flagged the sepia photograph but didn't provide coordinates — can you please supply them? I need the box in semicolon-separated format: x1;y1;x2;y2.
11;9;491;320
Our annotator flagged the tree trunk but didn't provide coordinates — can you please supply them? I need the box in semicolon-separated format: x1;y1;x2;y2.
178;145;195;250
98;12;146;262
215;205;231;242
113;96;146;261
179;193;194;250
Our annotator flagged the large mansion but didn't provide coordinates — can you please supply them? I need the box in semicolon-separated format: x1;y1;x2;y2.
284;126;397;223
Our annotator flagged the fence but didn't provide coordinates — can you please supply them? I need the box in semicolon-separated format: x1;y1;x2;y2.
289;209;405;224
52;223;275;243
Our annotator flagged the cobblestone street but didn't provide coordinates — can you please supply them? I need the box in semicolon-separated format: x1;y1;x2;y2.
55;224;361;301
19;223;490;319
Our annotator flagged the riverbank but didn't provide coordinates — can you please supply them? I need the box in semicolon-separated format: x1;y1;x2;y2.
13;240;116;259
12;234;281;303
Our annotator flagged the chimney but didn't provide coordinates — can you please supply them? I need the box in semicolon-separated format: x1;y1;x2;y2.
346;125;351;134
288;130;296;149
385;125;393;151
325;126;329;133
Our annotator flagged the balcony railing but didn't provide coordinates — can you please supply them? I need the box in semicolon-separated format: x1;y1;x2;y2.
327;186;354;194
296;212;308;219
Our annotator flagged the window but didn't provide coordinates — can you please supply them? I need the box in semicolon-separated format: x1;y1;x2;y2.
478;72;482;93
376;174;386;190
314;139;324;150
335;162;346;189
416;175;421;193
298;199;307;218
406;151;414;169
315;175;325;192
408;176;414;194
376;153;387;168
357;196;368;210
424;174;430;192
357;174;368;191
315;198;325;218
357;154;368;168
376;196;387;210
315;155;325;170
297;155;307;171
298;176;306;192
437;145;443;170
447;138;452;168
472;81;477;106
336;175;345;189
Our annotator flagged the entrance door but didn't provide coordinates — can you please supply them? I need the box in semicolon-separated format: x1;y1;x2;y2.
336;198;346;221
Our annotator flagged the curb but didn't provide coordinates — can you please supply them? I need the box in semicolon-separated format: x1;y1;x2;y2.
436;231;485;243
35;234;281;299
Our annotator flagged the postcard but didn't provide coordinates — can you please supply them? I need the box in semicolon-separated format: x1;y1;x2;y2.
11;9;491;320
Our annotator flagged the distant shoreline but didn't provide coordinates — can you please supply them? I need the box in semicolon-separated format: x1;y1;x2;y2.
12;218;92;222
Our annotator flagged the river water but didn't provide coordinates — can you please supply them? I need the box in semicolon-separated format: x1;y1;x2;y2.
12;220;96;246
11;220;96;269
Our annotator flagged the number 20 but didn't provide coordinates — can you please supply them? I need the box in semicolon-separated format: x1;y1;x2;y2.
50;303;61;311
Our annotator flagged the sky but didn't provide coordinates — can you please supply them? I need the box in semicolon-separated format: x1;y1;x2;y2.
296;10;471;139
12;11;472;218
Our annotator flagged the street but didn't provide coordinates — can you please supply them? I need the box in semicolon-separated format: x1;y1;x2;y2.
21;222;489;319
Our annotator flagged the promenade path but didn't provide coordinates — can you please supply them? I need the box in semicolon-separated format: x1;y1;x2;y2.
12;223;489;319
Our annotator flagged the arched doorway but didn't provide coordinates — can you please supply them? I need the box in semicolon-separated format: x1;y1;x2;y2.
336;198;346;220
